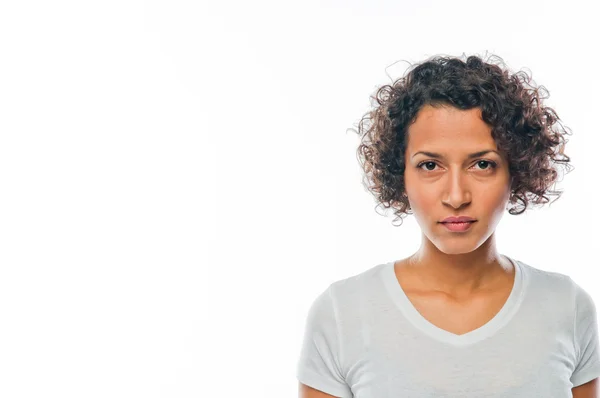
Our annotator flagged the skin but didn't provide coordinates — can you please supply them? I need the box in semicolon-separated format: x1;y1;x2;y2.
573;379;599;397
400;104;515;298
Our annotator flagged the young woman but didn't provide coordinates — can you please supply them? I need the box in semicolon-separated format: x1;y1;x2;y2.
297;53;600;397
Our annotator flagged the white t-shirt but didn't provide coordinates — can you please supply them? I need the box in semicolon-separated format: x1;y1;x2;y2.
296;256;600;397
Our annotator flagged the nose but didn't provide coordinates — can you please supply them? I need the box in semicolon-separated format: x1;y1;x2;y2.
442;169;471;209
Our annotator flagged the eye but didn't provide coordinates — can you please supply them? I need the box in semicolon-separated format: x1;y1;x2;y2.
416;160;498;172
474;160;498;171
417;161;438;171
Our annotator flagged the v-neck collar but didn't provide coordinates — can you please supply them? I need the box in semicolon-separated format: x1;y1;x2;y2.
381;256;527;346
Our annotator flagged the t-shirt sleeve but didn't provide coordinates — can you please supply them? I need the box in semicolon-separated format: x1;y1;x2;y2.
296;285;352;398
570;280;600;388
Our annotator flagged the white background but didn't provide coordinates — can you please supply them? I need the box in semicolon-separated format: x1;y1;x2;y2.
0;1;597;397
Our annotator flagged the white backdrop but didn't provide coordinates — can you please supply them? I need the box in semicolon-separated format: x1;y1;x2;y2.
0;1;597;397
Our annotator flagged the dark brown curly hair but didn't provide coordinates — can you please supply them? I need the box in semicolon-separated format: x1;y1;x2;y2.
351;53;574;227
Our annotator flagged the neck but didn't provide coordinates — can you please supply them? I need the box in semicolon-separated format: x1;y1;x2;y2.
407;233;511;297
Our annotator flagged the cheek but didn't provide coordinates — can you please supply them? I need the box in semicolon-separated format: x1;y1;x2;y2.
404;175;437;209
485;185;512;210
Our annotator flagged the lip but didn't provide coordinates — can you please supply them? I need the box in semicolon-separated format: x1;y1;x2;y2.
440;220;476;232
440;216;477;223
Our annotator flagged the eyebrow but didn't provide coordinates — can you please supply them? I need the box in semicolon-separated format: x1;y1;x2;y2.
412;150;499;159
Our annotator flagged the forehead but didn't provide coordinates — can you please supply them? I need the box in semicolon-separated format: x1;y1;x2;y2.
407;105;496;151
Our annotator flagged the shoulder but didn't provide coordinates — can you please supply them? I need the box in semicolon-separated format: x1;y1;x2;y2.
518;258;596;316
316;262;392;321
328;261;389;297
518;258;573;292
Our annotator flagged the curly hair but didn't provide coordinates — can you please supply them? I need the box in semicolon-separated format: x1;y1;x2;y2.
351;53;574;227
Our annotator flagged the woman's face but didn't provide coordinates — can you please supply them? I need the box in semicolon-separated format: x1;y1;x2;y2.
403;104;512;254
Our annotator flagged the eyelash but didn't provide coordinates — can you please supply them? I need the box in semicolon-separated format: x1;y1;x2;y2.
416;159;498;172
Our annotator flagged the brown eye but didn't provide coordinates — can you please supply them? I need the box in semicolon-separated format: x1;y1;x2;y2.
417;161;438;171
474;160;497;171
416;160;498;173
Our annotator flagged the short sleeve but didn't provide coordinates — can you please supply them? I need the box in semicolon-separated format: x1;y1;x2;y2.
570;281;600;387
296;285;352;398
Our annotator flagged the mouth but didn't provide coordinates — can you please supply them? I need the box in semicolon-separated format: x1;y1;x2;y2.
439;220;476;232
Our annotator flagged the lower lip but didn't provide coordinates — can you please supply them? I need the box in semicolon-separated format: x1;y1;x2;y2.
440;221;476;232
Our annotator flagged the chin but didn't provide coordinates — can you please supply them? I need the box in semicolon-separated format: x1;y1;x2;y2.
425;224;494;253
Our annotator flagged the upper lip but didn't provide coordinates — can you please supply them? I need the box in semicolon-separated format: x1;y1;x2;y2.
440;216;477;223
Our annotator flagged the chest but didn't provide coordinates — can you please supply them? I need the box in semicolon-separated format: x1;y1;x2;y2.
402;287;512;335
